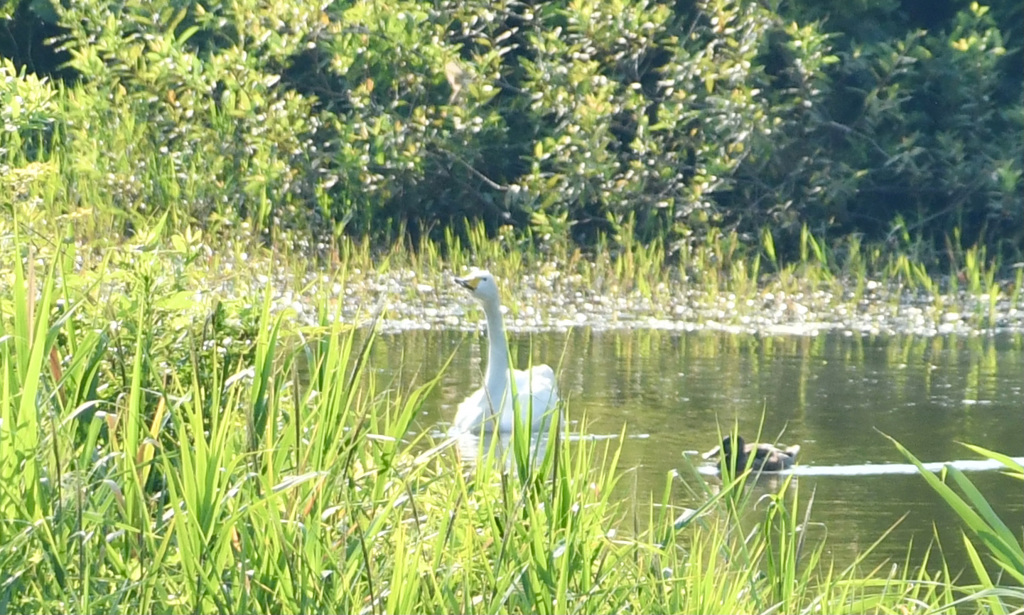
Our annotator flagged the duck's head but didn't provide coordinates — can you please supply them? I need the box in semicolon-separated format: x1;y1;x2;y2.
455;269;500;304
720;435;746;459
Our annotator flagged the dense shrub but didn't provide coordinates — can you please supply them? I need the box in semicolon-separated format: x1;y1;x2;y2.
4;0;329;238
300;0;836;251
1;0;1020;265
738;0;1024;262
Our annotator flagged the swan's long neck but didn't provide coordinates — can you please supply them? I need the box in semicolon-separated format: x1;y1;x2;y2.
481;298;510;414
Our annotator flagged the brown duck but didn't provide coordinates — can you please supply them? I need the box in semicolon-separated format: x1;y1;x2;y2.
702;435;801;472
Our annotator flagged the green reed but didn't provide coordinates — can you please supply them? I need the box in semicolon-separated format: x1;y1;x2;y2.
4;111;1024;612
2;231;1022;614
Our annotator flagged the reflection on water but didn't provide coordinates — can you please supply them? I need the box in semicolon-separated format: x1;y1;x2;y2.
369;327;1024;571
692;456;1024;476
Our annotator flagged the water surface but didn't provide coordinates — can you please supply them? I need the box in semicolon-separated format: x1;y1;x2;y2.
372;328;1024;572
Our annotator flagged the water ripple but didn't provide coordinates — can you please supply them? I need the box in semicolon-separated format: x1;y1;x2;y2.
695;457;1024;476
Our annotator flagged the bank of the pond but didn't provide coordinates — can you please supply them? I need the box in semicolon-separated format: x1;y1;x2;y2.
166;268;1024;337
21;240;1023;338
380;270;1024;337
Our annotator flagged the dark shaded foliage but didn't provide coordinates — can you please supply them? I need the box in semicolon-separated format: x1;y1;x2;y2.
2;0;1020;267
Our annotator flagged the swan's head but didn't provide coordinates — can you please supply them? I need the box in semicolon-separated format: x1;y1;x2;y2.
455;269;500;304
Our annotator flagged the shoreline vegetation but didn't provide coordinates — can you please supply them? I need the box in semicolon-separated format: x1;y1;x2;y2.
5;216;1023;337
2;220;1022;614
2;0;1022;611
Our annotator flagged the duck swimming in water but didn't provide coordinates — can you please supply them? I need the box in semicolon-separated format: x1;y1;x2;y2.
703;435;801;472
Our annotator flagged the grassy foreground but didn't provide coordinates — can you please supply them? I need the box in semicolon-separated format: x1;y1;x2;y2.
1;218;1023;614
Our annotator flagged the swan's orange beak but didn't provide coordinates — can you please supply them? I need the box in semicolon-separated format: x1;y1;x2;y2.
455;275;480;291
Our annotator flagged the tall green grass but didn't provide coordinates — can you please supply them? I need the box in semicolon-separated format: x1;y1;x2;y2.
889;437;1024;613
2;233;1022;614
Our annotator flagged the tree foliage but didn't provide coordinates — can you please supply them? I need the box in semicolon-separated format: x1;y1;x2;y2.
1;0;1020;264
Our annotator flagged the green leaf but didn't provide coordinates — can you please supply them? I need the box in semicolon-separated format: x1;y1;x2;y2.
886;434;1024;586
157;290;195;311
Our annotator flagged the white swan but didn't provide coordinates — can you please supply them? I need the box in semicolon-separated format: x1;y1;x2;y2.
450;270;559;434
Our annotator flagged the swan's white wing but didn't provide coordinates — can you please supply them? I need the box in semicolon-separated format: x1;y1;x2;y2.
502;364;559;432
515;364;558;409
451;386;489;434
453;365;559;435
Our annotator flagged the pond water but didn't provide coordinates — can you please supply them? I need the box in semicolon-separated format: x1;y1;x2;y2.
371;327;1024;573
